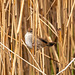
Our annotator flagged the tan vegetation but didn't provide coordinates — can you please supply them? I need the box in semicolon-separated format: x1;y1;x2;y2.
0;0;75;75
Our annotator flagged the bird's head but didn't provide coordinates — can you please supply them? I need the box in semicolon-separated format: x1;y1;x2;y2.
28;28;33;32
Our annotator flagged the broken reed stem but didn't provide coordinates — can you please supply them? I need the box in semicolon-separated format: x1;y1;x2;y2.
46;0;56;15
5;0;10;12
21;39;41;70
0;0;75;75
27;8;58;37
0;25;59;63
40;18;58;37
0;25;44;74
39;14;58;35
0;42;46;75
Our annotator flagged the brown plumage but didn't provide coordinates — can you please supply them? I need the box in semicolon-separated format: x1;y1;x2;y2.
25;28;56;49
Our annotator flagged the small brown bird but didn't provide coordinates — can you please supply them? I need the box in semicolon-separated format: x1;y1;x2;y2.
25;28;56;49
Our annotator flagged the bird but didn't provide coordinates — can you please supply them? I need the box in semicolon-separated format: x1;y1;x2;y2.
25;28;56;49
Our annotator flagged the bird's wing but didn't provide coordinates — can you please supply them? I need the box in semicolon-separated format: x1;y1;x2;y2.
38;37;56;47
38;37;48;44
46;42;56;46
32;37;56;49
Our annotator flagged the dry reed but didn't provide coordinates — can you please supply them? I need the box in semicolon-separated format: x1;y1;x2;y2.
0;0;75;75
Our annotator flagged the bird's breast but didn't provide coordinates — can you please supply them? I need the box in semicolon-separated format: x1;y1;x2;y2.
25;32;32;48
